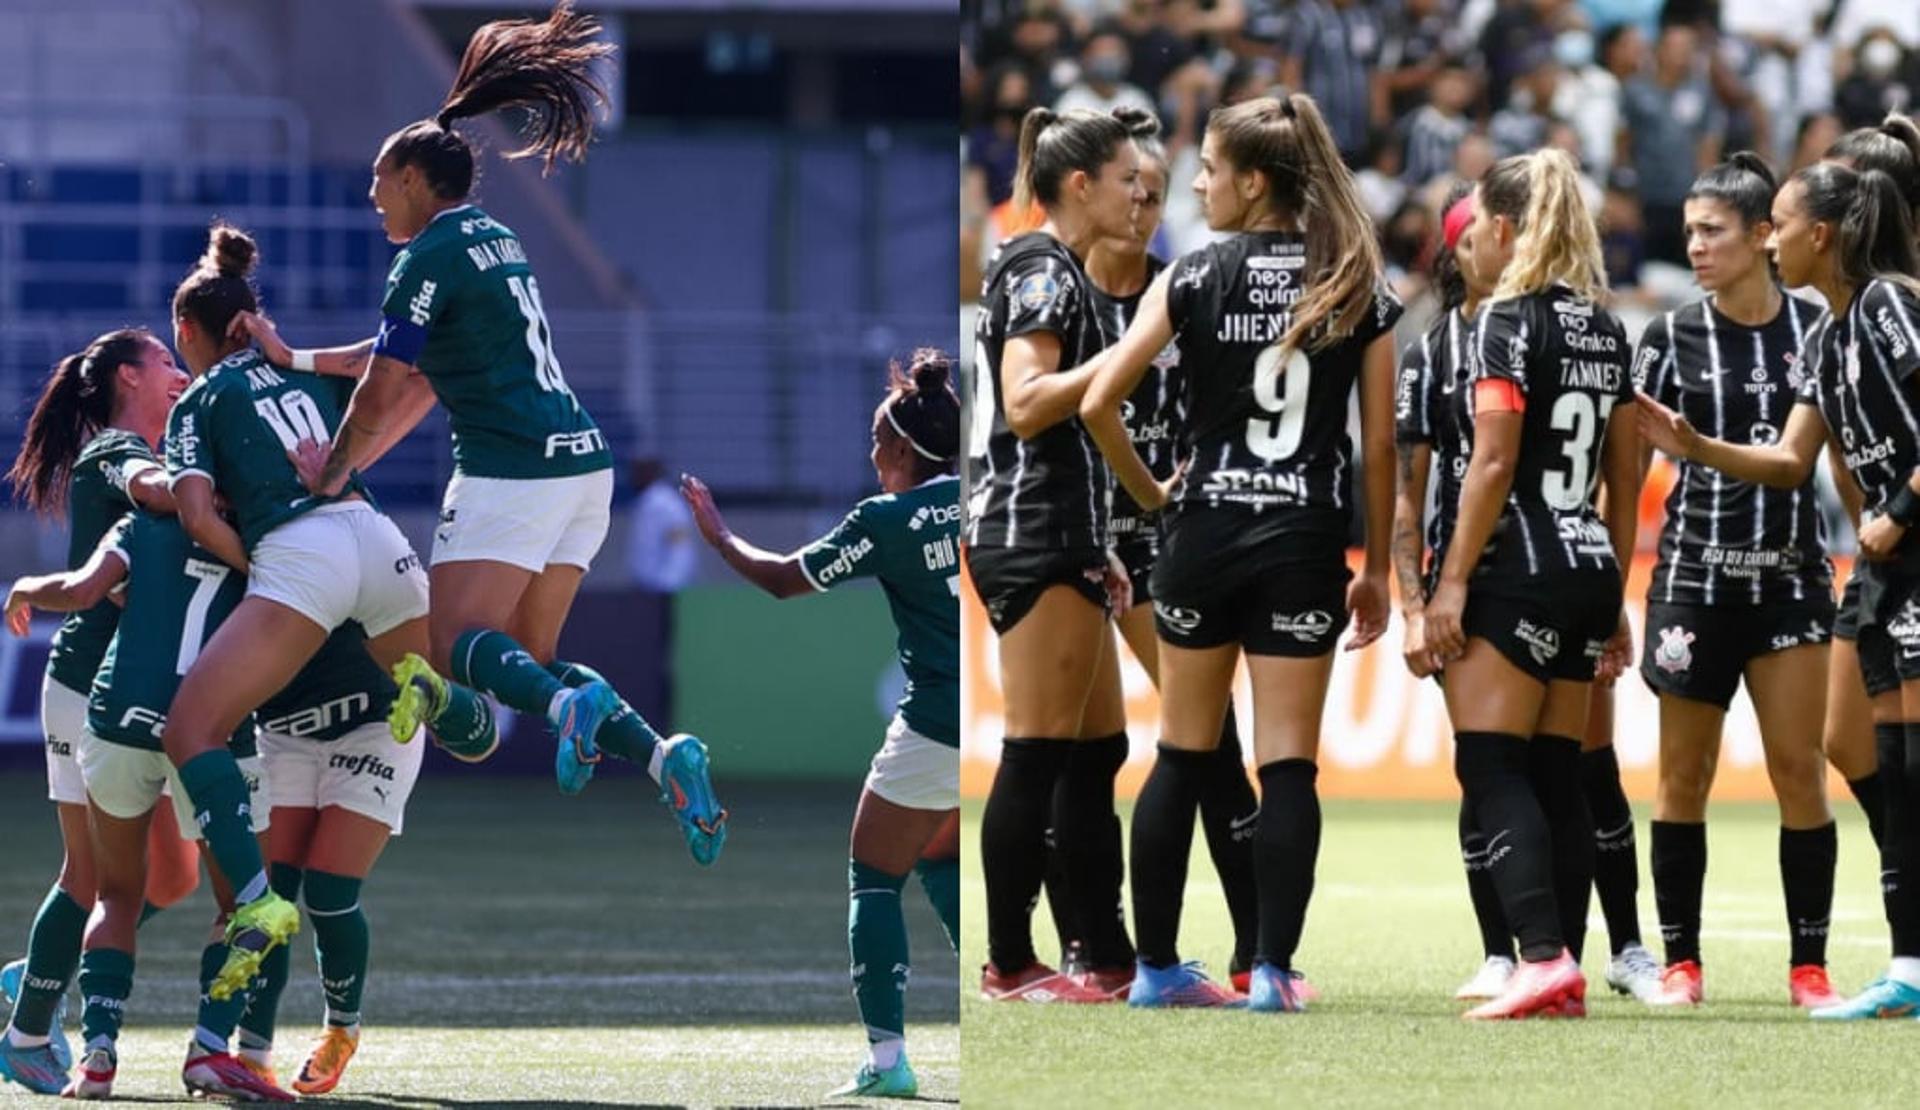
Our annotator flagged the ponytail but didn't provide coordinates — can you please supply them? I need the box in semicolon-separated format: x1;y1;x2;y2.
5;329;153;517
1011;106;1134;215
172;221;261;344
1797;162;1920;298
1482;148;1608;302
1686;150;1777;228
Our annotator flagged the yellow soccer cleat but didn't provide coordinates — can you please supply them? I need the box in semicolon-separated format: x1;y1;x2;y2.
210;892;301;1001
292;1026;359;1096
386;652;445;744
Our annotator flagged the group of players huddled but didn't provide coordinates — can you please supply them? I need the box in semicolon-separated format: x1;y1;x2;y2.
968;82;1920;1023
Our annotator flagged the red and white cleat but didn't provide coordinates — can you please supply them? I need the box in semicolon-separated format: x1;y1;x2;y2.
1650;959;1704;1007
980;962;1110;1003
1789;964;1845;1010
1072;965;1134;1002
183;1050;296;1102
1462;950;1586;1021
61;1047;115;1100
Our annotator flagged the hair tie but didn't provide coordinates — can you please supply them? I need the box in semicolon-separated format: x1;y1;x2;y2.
884;400;946;462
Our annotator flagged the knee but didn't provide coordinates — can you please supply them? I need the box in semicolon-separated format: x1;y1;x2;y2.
144;851;201;910
1657;759;1715;822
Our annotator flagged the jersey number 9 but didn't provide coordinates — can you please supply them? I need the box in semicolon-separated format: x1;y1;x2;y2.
1248;346;1311;462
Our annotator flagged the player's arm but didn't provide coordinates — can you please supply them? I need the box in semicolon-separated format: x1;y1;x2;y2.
678;474;812;598
1392;442;1431;613
229;311;374;379
1080;269;1179;511
354;370;438;472
124;459;177;515
1829;439;1865;530
5;534;130;635
1634;388;1825;489
1600;401;1642;574
1427;401;1522;662
1347;332;1397;651
171;475;250;575
304;354;415;496
1004;333;1108;439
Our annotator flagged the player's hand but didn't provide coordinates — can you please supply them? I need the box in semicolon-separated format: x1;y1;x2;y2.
1146;458;1190;512
1104;549;1134;614
1596;608;1634;684
1401;608;1439;677
1424;578;1468;663
1634;391;1699;460
1860;514;1907;562
5;579;34;638
229;310;293;368
287;437;344;496
1344;571;1389;651
679;473;731;549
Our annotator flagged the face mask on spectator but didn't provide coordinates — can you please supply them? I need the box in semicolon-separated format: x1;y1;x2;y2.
1085;56;1128;84
1862;37;1902;81
1555;30;1593;70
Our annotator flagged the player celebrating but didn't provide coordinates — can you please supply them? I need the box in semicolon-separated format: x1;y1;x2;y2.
236;0;723;856
1423;148;1640;1021
1630;153;1840;1009
1636;160;1920;1020
1080;93;1399;1011
970;105;1145;1002
0;332;200;1093
680;350;959;1099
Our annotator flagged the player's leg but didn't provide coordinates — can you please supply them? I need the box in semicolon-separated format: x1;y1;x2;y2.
284;809;392;1097
65;797;156;1100
1824;630;1884;845
236;801;317;1085
182;829;294;1103
2;804;92;1070
1581;686;1658;1000
1454;798;1518;1000
1059;624;1133;986
1648;691;1724;1004
915;813;960;952
1531;679;1596;968
143;803;201;912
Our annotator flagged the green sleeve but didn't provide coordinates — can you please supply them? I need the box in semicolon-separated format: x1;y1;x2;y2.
798;504;879;592
380;248;454;332
165;385;214;482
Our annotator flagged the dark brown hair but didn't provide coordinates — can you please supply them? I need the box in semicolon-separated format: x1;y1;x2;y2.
1792;161;1920;297
884;348;960;478
6;329;156;516
1011;106;1136;213
172;222;260;344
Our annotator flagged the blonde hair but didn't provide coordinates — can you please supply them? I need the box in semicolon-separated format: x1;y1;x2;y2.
1481;148;1608;303
1207;93;1381;352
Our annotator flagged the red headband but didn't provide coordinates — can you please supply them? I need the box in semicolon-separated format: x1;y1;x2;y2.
1443;195;1476;251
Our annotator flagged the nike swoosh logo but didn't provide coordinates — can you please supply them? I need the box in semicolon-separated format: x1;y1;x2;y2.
1229;812;1258;832
1595;820;1634;840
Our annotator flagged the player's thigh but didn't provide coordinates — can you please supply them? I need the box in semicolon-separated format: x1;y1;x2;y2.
1158;639;1240;752
1441;637;1549;736
1824;633;1878;779
997;584;1108;738
1077;621;1127;738
143;803;201;909
427;559;535;671
85;801;152;905
506;562;587;666
1115;603;1160;687
1747;642;1833;823
300;807;394;880
851;788;953;877
268;806;321;869
922;810;960;862
1537;679;1593;742
163;597;328;762
1655;693;1727;822
1245;650;1337;765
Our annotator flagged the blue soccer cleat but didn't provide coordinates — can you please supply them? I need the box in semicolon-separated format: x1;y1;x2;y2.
1127;960;1244;1008
0;1035;69;1095
657;733;727;866
1809;976;1920;1021
825;1054;918;1099
1247;961;1310;1013
551;680;620;795
2;957;70;1071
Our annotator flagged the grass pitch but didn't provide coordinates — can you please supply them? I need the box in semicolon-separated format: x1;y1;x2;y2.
0;771;956;1106
962;799;1913;1109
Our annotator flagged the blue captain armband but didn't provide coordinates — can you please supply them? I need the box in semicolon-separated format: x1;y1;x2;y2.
373;315;427;365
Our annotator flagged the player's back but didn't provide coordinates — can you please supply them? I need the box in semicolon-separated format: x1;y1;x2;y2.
257;623;397;741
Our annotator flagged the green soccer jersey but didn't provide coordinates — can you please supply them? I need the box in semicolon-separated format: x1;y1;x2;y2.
166;350;360;551
799;475;961;748
377;205;611;480
45;429;158;693
86;513;253;754
256;622;396;743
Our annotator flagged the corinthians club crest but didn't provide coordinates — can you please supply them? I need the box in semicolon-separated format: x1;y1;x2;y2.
1654;625;1695;673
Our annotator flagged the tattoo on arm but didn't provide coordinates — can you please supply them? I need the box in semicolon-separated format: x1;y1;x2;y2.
1392;451;1426;605
321;422;361;492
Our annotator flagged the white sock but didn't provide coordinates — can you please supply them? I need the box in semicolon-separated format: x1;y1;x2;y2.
5;1025;49;1050
237;870;269;905
547;689;570;724
239;1043;272;1066
191;1027;227;1056
1888;957;1920;989
646;744;665;784
867;1037;904;1071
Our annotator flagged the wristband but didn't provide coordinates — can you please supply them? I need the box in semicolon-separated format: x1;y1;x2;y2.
291;349;316;372
1888;483;1920;528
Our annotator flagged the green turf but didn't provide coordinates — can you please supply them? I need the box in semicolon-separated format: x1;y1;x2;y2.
963;799;1915;1109
0;772;956;1105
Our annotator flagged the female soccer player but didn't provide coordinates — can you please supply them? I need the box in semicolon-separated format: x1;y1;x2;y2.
969;104;1146;1002
1629;153;1841;1009
1065;108;1260;992
680;350;959;1099
236;1;722;854
1080;93;1399;1011
1422;148;1640;1021
1636;160;1920;1019
0;331;200;1092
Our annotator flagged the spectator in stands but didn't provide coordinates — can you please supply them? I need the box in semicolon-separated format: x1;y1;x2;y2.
1720;0;1827;163
1620;21;1725;267
1479;0;1565;111
1554;19;1621;178
968;66;1034;208
1834;28;1917;129
1356;130;1409;223
1281;0;1388;163
1790;111;1845;173
627;458;697;594
1415;130;1496;220
1489;45;1558;158
1600;167;1646;292
1055;27;1159;116
1830;0;1920;56
1379;0;1470;121
1402;65;1476;187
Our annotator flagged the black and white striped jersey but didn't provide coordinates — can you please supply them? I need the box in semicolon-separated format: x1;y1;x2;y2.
966;231;1110;551
1458;285;1633;578
1796;278;1920;528
1396;306;1474;587
1088;255;1184;544
1163;230;1401;536
1635;295;1830;605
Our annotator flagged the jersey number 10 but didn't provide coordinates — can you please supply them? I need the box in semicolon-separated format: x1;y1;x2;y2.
507;275;572;396
253;391;331;453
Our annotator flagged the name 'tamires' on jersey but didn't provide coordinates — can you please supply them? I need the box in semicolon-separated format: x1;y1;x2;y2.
1165;231;1402;529
86;513;253;754
379;205;610;480
1636;295;1829;604
1796;278;1920;534
800;474;959;748
1395;307;1474;587
166;349;362;551
47;429;159;694
967;232;1110;551
1088;254;1185;544
1461;285;1631;577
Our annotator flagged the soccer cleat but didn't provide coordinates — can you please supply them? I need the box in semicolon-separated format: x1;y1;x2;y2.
1461;950;1585;1020
1231;966;1317;1002
1127;961;1244;1008
1650;959;1704;1007
1246;962;1308;1013
826;1054;918;1099
1809;976;1920;1020
0;1036;68;1095
550;681;620;794
3;958;70;1071
1790;964;1844;1010
385;653;441;746
292;1025;358;1095
1605;943;1665;1003
1074;965;1134;1002
183;1050;296;1101
210;892;301;1001
978;961;1109;1003
656;733;727;866
1455;955;1517;1001
236;1055;280;1089
60;1046;113;1100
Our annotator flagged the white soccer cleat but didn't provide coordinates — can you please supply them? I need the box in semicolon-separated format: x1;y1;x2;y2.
1605;942;1665;1004
1454;955;1516;1001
